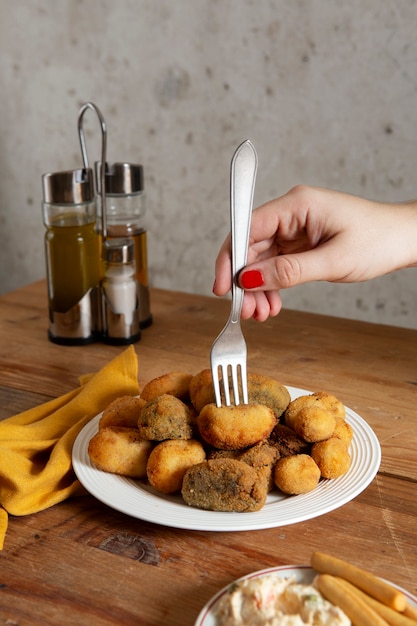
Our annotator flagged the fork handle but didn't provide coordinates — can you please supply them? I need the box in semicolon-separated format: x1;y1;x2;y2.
230;140;258;323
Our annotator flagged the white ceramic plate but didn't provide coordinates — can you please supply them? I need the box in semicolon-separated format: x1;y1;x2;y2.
194;565;417;626
72;386;381;532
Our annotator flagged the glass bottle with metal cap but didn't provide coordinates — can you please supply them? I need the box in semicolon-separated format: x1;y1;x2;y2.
41;167;101;344
95;161;152;328
101;237;141;344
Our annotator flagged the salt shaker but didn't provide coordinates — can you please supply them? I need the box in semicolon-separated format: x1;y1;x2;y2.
101;238;141;344
41;168;101;344
95;161;152;328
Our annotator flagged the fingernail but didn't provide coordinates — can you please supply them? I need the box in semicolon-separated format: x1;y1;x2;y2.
241;270;264;289
212;279;217;293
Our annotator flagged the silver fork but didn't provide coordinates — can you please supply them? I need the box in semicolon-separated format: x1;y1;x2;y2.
210;139;258;407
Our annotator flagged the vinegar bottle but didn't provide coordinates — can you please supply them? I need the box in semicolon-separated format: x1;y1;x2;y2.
95;161;152;328
41;168;101;344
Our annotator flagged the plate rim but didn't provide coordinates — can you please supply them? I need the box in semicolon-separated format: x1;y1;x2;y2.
72;385;381;532
194;564;417;626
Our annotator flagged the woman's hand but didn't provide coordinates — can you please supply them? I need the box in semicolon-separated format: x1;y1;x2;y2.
213;185;417;321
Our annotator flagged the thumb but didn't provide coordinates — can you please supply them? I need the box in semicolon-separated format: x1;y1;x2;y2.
239;247;341;291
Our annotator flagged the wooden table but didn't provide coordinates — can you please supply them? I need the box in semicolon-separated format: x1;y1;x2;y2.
0;280;416;625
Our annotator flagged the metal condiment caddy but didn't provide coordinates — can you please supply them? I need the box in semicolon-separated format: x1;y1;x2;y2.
41;101;151;345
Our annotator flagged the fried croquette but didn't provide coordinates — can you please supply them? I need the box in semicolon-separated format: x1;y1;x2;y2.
273;454;321;495
247;373;291;418
99;395;146;430
333;417;353;446
311;437;351;479
189;369;216;413
182;458;267;512
197;403;277;450
138;394;196;441
268;423;311;457
311;391;346;418
146;439;206;494
88;427;153;477
140;371;193;402
189;369;291;417
284;391;345;426
284;394;318;424
238;442;280;492
286;405;336;443
208;449;241;460
208;443;278;491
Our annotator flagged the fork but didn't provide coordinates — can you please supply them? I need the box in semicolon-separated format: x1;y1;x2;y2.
210;139;258;407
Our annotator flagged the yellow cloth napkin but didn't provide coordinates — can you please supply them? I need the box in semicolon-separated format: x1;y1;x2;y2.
0;345;140;550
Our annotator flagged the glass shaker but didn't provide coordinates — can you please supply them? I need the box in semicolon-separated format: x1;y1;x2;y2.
95;161;152;328
101;238;141;344
41;168;101;344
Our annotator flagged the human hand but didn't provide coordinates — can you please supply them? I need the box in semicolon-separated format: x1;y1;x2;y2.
213;185;417;321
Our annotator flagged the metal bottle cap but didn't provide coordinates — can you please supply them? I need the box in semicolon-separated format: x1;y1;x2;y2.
95;161;144;195
42;168;94;204
103;238;135;264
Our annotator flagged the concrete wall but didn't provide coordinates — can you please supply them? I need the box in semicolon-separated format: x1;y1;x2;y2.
1;0;416;328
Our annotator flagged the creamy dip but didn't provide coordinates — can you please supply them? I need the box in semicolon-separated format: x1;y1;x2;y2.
215;574;351;626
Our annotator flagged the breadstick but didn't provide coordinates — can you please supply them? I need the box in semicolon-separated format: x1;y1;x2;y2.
311;551;407;611
316;574;389;626
403;603;417;622
334;576;417;626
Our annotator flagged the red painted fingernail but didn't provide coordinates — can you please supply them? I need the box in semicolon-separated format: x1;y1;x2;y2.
241;270;264;289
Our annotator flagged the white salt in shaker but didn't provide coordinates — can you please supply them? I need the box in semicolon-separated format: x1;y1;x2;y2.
101;238;141;344
95;161;152;329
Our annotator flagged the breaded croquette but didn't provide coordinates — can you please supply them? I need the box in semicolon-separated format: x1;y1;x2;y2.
286;405;336;443
141;371;193;402
88;427;153;478
189;369;216;413
333;417;354;446
208;449;241;460
182;458;268;512
274;454;321;495
146;439;206;494
311;437;351;479
208;443;278;491
99;395;146;430
311;391;346;418
197;403;276;450
238;442;280;492
268;423;311;457
284;391;345;426
189;369;291;417
138;394;196;441
247;373;291;418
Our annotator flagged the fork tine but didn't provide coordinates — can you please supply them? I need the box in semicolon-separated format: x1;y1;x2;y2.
239;362;249;405
231;362;248;406
221;364;231;406
211;365;222;408
231;364;240;406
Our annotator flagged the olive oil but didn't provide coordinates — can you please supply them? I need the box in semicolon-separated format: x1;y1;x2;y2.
42;168;101;344
45;218;100;313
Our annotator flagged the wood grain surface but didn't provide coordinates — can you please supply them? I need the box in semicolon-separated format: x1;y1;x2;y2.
0;281;416;625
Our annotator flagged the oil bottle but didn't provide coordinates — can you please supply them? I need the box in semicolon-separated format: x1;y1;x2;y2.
41;167;101;344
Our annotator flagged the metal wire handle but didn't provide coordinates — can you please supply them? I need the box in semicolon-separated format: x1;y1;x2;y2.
77;102;108;238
